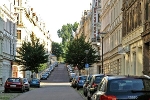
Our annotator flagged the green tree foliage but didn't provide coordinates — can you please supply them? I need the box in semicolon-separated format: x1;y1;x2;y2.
15;33;48;73
65;34;99;70
57;22;78;44
51;42;63;60
57;22;79;58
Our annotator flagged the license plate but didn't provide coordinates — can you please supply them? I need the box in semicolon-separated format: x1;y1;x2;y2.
10;85;16;87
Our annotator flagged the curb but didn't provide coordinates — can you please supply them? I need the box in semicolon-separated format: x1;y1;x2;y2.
74;88;86;100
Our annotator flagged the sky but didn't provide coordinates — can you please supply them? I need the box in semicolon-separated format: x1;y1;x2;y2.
28;0;92;43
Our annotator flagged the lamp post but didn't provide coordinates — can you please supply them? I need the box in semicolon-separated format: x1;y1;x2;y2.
85;50;89;64
101;36;104;74
85;50;89;75
99;33;106;74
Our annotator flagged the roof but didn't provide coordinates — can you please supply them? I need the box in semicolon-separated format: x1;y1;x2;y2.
105;75;150;80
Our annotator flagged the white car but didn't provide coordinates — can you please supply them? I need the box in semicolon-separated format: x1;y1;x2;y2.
23;78;30;91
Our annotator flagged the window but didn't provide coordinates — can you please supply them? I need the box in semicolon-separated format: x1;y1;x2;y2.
14;0;20;6
17;30;21;39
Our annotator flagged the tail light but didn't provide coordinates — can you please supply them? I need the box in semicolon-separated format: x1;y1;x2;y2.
100;95;116;100
92;83;97;88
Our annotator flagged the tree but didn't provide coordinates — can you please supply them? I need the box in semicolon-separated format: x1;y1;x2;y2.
65;34;99;70
57;22;79;59
51;41;63;60
15;33;48;73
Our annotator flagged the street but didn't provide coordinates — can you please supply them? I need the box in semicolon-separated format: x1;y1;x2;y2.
12;64;84;100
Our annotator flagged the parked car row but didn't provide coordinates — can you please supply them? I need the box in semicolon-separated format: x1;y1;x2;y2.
4;77;40;93
40;62;58;80
72;73;150;100
67;65;77;82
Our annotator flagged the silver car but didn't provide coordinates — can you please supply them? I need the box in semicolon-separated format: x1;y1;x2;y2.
23;78;30;91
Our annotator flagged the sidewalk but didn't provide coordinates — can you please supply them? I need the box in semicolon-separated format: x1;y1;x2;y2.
0;86;4;93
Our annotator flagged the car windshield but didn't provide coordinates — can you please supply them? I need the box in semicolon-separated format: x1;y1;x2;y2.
7;78;20;82
109;78;150;92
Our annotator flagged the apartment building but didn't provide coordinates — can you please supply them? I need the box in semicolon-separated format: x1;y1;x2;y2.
90;0;101;74
99;0;123;75
12;0;52;79
75;0;101;74
121;0;143;76
0;0;17;85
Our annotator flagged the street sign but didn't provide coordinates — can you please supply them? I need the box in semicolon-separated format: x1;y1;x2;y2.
85;63;89;68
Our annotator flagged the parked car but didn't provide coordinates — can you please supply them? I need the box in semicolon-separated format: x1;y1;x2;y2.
91;75;150;100
71;76;79;88
83;75;92;97
23;78;30;91
4;78;25;93
87;74;105;100
69;73;76;82
29;78;40;88
76;75;87;90
40;74;48;80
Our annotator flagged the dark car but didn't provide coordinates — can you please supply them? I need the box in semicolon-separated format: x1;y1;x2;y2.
76;75;87;90
87;74;105;100
4;78;25;93
29;78;40;88
83;75;92;97
91;75;150;100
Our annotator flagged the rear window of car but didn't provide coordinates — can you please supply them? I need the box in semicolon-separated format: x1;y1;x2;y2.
109;78;150;92
31;79;39;82
79;76;87;80
23;78;28;82
94;76;104;84
7;78;20;82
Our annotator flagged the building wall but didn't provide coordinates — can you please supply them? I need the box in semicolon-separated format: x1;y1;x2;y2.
12;0;52;79
122;0;143;76
99;0;123;75
0;0;16;85
141;0;150;75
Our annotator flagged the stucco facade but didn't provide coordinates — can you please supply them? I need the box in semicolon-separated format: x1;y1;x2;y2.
0;0;52;84
103;0;123;75
12;0;52;79
0;0;17;85
121;0;143;76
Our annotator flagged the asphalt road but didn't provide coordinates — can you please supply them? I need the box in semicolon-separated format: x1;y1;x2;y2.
12;64;84;100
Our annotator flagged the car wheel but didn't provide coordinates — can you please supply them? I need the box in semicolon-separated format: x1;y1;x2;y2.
84;91;87;97
87;96;91;100
21;88;24;93
4;89;8;93
27;88;30;91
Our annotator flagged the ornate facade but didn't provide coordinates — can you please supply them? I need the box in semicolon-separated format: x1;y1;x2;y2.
0;0;17;85
141;0;150;75
122;0;143;75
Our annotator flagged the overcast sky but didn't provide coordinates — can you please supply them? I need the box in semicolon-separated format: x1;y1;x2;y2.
28;0;92;43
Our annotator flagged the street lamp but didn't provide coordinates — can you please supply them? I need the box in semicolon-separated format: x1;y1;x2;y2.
85;50;89;64
84;50;89;75
99;32;106;74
